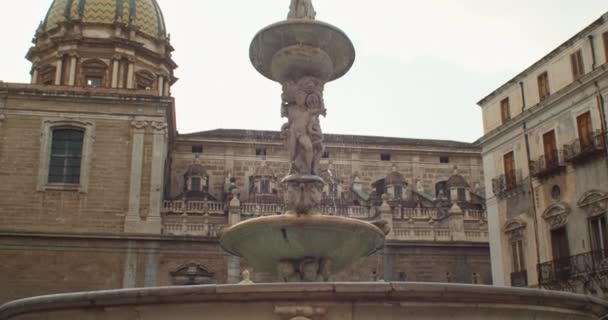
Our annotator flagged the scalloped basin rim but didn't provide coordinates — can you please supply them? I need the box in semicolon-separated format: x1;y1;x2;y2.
220;215;385;274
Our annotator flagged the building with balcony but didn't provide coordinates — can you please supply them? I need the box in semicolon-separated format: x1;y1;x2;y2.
0;0;491;304
478;11;608;297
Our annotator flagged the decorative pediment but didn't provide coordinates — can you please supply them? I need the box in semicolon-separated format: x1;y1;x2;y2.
542;203;570;229
504;218;526;241
577;190;608;217
169;263;214;286
253;162;276;178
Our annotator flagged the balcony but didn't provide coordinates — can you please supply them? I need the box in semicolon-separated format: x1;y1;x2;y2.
510;270;528;287
564;131;607;165
537;250;608;290
529;150;566;179
492;170;524;199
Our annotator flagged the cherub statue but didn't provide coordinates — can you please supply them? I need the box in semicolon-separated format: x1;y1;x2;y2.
288;0;316;20
281;77;326;176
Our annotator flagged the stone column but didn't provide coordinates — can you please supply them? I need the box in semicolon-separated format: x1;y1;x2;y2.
68;54;78;86
31;67;39;84
144;121;167;234
126;58;135;89
54;56;63;85
125;120;148;233
227;190;242;284
111;56;120;88
158;76;165;96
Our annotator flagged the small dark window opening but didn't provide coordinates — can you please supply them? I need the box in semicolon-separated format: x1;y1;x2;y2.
192;145;203;153
260;180;270;194
394;185;403;199
49;128;84;184
256;148;267;156
191;177;201;192
86;77;103;88
322;151;330;159
380;153;391;161
551;185;561;201
440;156;450;164
457;188;466;201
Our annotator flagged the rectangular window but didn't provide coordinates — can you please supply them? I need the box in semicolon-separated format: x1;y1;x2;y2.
542;130;558;167
537;72;550;101
191;177;201;192
571;50;585;80
440;156;450;164
49;129;84;184
590;215;608;252
577;112;593;149
511;240;525;272
86;77;103;88
380;153;391;161
322;151;330;159
256;148;267;157
260;180;270;194
192;145;203;153
457;188;466;201
500;98;511;124
503;151;516;190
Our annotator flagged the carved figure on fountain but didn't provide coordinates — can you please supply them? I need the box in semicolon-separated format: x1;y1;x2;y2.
281;76;326;176
288;0;316;20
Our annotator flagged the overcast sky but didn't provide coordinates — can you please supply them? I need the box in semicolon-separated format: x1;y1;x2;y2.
1;1;607;142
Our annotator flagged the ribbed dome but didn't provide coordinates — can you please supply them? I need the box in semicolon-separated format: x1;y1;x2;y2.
42;0;167;39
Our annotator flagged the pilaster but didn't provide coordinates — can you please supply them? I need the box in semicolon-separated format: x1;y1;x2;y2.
125;120;148;233
54;56;63;85
146;121;168;232
111;55;120;88
126;58;135;89
68;53;78;86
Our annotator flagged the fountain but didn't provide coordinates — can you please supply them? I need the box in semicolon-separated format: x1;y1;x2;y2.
219;0;385;282
1;1;608;319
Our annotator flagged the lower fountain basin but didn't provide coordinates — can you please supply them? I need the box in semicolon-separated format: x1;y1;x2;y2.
220;214;385;276
1;283;607;319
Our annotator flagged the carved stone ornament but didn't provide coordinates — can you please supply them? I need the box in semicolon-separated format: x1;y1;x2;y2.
274;305;327;320
287;0;316;20
131;120;148;130
504;219;526;241
578;190;608;218
150;121;168;131
542;203;571;229
283;175;324;214
281;76;326;177
169;263;214;286
277;257;332;282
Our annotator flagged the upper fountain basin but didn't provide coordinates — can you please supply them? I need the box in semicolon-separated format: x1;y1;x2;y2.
250;20;356;82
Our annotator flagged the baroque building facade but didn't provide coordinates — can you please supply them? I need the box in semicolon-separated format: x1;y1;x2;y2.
0;0;490;303
479;12;608;297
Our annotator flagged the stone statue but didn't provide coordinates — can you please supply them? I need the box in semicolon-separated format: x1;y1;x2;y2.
281;76;326;176
239;269;254;284
288;0;316;20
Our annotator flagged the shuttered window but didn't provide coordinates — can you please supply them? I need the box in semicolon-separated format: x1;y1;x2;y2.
500;98;511;124
49;128;84;184
577;112;593;149
537;72;550;101
571;50;585;80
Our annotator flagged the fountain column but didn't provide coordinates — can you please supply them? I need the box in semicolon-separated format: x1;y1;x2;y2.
221;0;385;283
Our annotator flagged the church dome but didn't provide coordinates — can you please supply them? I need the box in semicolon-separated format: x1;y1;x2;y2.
42;0;167;40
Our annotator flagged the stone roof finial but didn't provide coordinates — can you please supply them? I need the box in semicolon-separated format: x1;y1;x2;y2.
287;0;316;20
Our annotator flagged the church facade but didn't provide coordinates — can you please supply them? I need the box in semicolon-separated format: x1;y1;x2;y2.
0;0;490;303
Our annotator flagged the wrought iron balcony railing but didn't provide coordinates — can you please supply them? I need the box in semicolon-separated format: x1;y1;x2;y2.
537;249;608;288
529;149;566;179
564;131;607;165
492;170;524;199
510;270;528;288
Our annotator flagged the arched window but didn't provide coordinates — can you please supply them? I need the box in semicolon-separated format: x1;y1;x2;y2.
48;128;84;184
135;70;155;90
80;59;108;88
39;65;56;85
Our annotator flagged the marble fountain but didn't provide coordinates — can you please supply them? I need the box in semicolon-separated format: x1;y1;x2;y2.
1;1;608;319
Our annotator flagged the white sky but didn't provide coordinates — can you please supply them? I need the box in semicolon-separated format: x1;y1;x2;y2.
1;1;607;142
